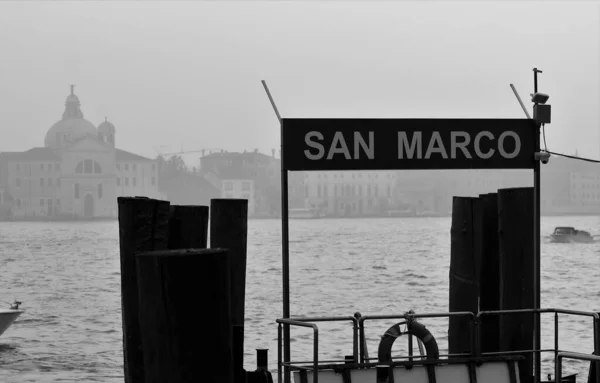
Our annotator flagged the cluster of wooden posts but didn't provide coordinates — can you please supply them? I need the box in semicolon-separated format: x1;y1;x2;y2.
448;187;535;383
117;196;273;383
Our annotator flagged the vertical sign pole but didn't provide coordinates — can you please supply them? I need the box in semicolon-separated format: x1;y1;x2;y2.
532;68;542;383
281;128;291;383
260;80;291;383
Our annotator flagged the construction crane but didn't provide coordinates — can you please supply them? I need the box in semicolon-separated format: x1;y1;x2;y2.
154;146;223;158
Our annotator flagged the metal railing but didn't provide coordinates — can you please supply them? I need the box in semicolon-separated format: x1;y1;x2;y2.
276;308;600;383
556;352;600;383
276;315;358;383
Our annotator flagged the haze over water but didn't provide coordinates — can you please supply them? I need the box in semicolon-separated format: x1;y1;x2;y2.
0;216;598;382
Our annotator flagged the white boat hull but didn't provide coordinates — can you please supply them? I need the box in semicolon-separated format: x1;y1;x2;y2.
0;309;23;337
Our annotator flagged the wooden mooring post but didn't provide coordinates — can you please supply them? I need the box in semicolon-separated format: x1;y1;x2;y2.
449;187;534;383
478;193;500;354
210;198;249;383
118;197;170;383
498;187;534;383
118;197;251;383
448;196;481;356
136;248;233;383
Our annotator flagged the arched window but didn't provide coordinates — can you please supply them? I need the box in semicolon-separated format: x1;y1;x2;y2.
75;159;102;174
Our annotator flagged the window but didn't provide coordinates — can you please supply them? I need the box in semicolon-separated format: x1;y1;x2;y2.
74;184;80;199
40;164;44;171
117;178;121;186
16;199;21;207
224;181;233;191
151;177;156;186
98;184;103;199
16;164;20;172
133;177;137;187
75;159;102;174
125;164;129;171
57;178;61;187
48;178;53;187
242;182;251;191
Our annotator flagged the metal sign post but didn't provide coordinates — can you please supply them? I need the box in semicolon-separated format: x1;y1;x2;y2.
261;80;292;383
532;67;543;383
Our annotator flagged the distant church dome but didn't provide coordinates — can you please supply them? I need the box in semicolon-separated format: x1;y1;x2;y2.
98;117;116;133
44;85;98;149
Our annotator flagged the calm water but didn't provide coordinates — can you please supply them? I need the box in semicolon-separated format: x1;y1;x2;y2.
0;216;598;382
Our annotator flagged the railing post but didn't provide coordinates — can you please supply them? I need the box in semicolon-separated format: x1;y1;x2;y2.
278;324;282;383
554;312;559;366
472;316;479;357
594;313;600;383
556;354;563;383
355;312;366;364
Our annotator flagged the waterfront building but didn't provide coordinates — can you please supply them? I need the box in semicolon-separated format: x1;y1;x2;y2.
302;170;398;216
200;149;304;216
0;86;161;219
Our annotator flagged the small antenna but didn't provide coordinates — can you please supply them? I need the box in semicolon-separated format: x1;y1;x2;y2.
509;84;532;119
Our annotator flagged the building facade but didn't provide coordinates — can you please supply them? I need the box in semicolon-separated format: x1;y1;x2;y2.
298;155;600;217
302;170;398;216
0;86;161;219
199;149;304;217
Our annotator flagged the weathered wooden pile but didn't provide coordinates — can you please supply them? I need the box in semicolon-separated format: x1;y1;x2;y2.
117;197;271;383
449;187;535;383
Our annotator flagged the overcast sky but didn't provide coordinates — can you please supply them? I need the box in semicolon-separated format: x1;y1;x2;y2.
0;1;598;165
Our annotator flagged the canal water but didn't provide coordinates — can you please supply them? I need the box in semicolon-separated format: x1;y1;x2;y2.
0;216;598;382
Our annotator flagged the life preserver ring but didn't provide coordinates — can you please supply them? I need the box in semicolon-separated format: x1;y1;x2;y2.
377;320;440;363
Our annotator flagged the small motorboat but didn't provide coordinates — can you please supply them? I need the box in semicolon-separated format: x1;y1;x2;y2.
548;226;595;243
0;301;23;338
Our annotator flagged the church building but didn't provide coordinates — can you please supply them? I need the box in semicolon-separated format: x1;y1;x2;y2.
0;86;161;219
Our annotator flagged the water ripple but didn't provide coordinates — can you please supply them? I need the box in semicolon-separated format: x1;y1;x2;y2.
0;217;598;381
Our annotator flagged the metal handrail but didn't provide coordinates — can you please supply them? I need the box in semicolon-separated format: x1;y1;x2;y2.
277;308;600;383
556;352;600;383
359;311;477;362
288;315;359;363
476;307;600;379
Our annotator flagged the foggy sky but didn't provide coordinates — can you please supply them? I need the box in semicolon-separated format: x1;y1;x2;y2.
0;1;598;164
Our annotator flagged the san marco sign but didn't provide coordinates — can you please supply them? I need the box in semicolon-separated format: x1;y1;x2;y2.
282;118;536;171
262;68;549;383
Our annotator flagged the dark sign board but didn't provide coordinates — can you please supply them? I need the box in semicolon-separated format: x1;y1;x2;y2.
281;118;536;171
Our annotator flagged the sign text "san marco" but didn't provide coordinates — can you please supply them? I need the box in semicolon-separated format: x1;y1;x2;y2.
281;119;536;171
